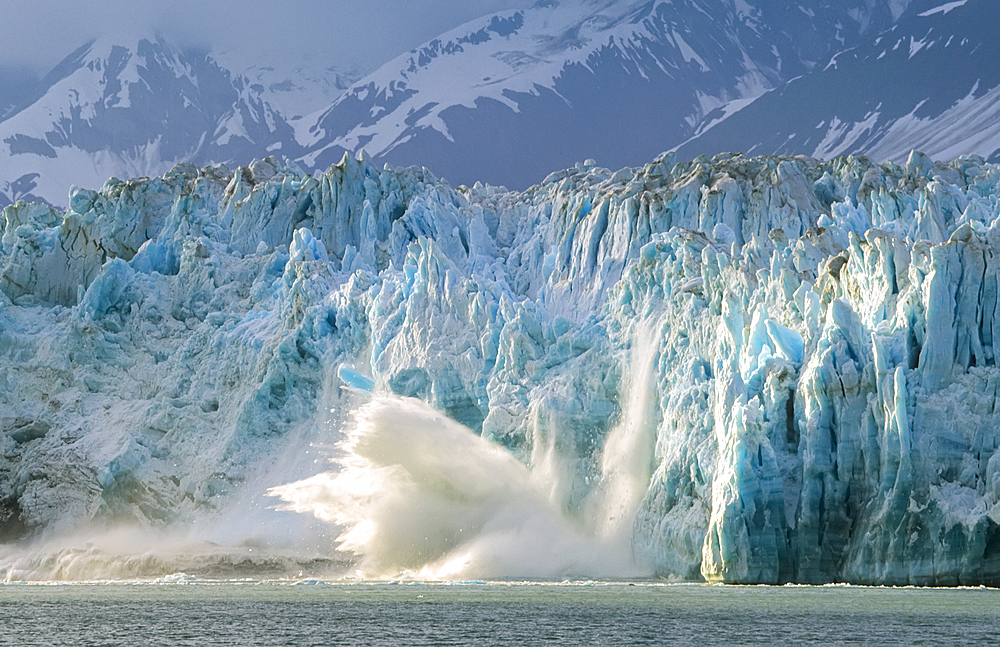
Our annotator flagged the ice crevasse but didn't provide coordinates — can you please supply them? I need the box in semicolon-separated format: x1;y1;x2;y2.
2;150;1000;585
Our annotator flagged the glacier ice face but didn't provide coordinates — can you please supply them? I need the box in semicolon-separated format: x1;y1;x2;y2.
3;148;1000;584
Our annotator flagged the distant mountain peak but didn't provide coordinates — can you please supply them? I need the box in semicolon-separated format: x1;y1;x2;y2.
673;0;1000;165
298;0;901;189
0;35;301;208
2;0;984;209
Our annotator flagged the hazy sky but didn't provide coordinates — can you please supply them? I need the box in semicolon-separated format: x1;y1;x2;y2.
0;0;531;75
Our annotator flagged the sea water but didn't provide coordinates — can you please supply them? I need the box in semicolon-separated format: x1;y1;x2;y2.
1;581;997;646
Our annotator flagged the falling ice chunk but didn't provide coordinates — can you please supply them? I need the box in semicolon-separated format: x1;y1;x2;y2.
338;365;376;392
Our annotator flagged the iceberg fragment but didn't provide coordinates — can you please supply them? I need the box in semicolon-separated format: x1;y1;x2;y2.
338;365;375;393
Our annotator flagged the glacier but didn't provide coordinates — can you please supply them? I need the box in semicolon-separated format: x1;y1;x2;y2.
2;149;1000;585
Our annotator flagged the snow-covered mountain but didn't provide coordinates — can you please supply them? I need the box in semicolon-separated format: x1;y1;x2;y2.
301;0;904;189
674;0;1000;163
209;49;360;123
0;67;42;121
1;1;911;207
0;37;305;208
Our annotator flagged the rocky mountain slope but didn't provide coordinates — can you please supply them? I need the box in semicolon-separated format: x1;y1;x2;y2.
1;1;909;207
300;0;903;189
0;38;307;208
674;0;1000;164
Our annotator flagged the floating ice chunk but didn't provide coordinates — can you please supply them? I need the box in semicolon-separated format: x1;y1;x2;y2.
154;573;198;584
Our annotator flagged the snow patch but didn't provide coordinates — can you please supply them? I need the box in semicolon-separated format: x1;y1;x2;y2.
918;0;969;18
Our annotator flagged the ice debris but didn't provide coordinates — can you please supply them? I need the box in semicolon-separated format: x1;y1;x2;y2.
3;150;1000;585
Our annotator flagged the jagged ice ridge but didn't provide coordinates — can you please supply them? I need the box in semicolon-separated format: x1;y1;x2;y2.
2;149;1000;585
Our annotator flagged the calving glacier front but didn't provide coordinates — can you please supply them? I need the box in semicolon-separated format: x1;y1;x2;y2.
2;150;1000;585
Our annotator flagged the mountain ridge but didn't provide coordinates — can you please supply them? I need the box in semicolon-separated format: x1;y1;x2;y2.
0;36;304;208
300;0;901;189
11;0;997;209
673;0;1000;164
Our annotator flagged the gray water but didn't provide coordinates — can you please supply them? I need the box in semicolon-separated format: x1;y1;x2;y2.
1;582;997;646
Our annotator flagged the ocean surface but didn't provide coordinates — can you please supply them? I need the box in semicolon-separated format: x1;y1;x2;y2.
0;581;997;646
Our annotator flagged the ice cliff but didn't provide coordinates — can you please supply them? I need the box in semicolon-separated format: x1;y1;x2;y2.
3;149;1000;585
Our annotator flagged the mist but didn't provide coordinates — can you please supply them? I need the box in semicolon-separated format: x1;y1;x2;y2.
0;0;532;77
